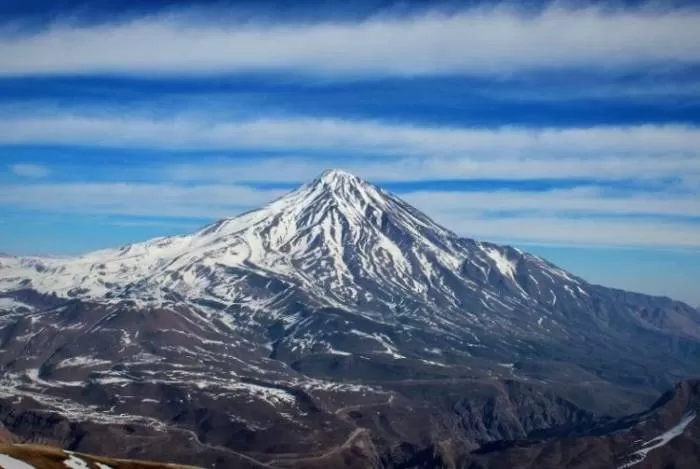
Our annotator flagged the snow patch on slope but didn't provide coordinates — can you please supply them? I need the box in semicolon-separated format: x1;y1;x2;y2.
56;357;112;369
0;454;36;469
617;412;696;468
483;248;516;279
63;453;90;469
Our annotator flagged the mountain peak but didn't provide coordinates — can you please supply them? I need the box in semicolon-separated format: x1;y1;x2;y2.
317;168;359;182
302;168;380;208
314;169;368;192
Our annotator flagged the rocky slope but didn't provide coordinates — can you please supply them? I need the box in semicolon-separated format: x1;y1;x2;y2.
0;170;699;468
463;379;700;469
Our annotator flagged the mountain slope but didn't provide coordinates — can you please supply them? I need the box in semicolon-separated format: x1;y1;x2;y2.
1;169;699;468
464;379;700;469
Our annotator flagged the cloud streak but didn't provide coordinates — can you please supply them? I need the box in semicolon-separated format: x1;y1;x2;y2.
3;112;697;185
0;183;286;219
1;114;699;179
8;163;50;178
163;154;700;185
3;114;698;154
0;181;698;249
2;5;700;77
402;188;700;219
443;216;700;250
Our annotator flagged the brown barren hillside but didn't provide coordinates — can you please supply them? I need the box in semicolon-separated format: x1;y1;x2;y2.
0;444;199;469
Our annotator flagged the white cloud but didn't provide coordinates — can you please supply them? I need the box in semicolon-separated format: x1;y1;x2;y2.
0;181;698;249
108;219;204;228
8;163;50;178
2;114;698;155
0;183;286;219
164;154;700;184
1;6;699;77
441;216;700;250
401;187;700;218
1;112;696;249
1;114;699;183
405;189;700;249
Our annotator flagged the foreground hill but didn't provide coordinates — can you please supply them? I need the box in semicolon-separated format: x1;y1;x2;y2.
0;170;698;468
0;444;196;469
1;380;698;469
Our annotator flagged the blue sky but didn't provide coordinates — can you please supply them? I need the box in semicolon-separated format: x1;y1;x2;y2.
0;0;699;305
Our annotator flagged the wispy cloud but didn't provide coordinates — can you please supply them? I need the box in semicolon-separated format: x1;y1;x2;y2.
442;216;700;250
1;107;697;250
0;181;698;249
0;183;286;219
8;163;50;178
2;5;699;77
3;113;697;154
402;188;700;219
1;114;699;184
108;219;204;229
163;154;700;185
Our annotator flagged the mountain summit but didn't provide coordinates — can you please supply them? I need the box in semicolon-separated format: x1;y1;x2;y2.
316;167;366;185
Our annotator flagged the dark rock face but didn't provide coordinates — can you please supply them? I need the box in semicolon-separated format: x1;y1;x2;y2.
463;380;700;469
0;170;699;468
0;422;16;444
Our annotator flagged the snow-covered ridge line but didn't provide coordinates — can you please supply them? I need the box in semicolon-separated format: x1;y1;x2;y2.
0;170;587;329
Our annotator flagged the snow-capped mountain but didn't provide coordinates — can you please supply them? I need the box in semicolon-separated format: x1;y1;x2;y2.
2;170;697;340
0;169;571;301
1;170;700;469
